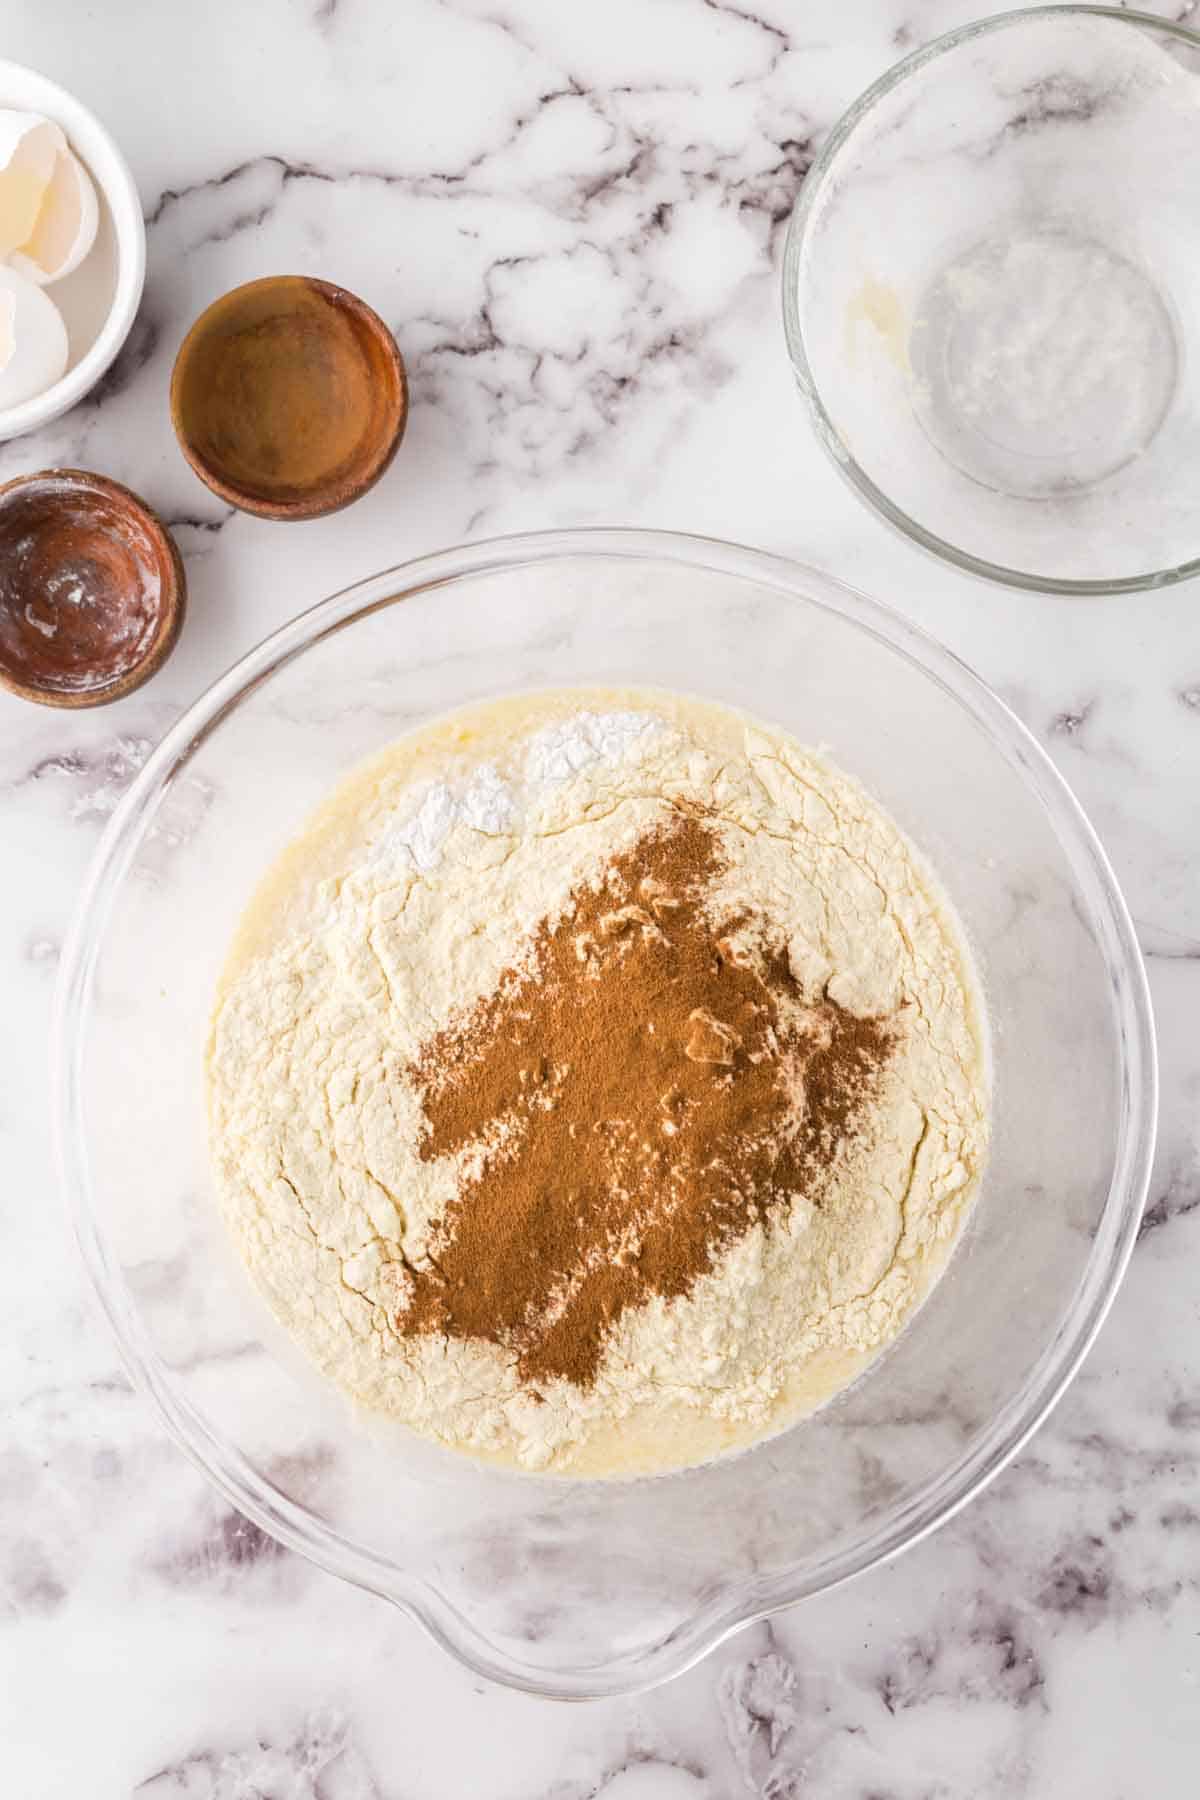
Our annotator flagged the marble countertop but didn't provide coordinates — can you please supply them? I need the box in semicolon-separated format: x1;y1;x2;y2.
3;1;1198;1793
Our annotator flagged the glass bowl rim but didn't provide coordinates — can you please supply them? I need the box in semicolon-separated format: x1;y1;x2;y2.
52;525;1157;1698
781;3;1200;596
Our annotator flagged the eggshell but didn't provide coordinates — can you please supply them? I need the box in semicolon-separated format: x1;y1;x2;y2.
11;149;99;285
0;264;69;409
0;111;66;257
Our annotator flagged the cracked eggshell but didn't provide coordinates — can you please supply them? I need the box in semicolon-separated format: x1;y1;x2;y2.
0;109;66;256
0;263;68;407
11;147;98;285
0;59;145;438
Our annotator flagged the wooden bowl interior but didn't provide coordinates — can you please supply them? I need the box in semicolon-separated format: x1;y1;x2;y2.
171;277;407;519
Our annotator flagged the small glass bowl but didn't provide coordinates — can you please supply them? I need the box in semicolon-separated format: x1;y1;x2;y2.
783;6;1200;593
54;529;1156;1697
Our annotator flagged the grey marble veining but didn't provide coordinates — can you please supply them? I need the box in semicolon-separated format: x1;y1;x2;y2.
1;1;1198;1794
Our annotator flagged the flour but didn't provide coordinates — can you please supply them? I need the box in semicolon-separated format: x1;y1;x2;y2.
524;709;660;783
360;712;659;878
375;762;514;874
208;690;989;1476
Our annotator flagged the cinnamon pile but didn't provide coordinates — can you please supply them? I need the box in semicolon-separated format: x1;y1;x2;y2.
396;810;894;1390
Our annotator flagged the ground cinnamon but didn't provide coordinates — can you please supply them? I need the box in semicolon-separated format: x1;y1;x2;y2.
396;809;894;1390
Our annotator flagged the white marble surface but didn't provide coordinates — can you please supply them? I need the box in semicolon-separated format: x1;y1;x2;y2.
2;0;1198;1792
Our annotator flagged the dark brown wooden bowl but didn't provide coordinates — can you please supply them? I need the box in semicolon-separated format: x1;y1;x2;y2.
170;276;408;521
0;469;186;709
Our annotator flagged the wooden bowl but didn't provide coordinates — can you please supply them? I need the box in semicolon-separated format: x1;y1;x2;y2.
0;469;185;709
170;276;408;520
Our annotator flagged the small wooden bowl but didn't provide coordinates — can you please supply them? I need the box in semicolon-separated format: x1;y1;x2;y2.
0;469;185;709
170;276;408;521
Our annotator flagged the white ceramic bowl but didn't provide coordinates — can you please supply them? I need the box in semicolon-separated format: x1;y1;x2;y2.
0;59;145;442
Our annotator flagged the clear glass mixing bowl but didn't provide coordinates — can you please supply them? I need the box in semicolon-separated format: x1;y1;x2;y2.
54;529;1156;1697
783;6;1200;593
